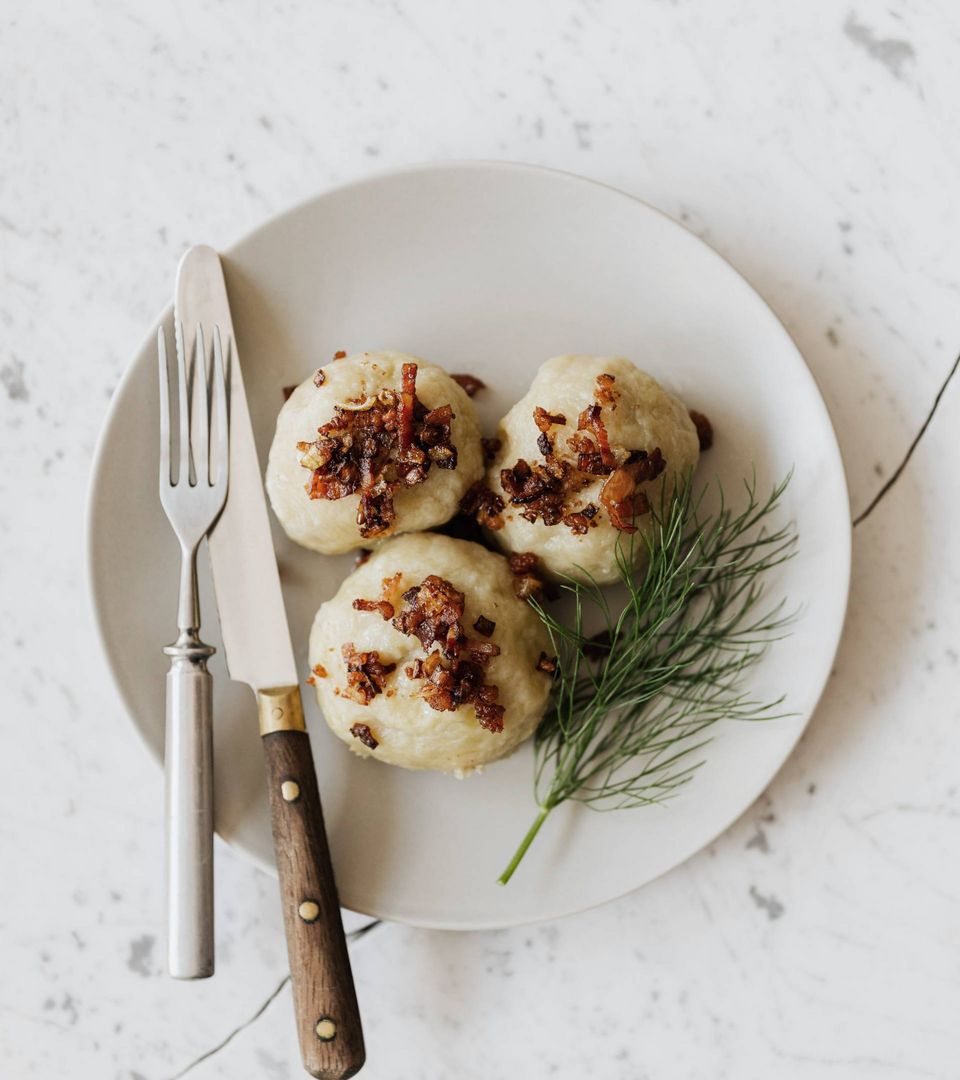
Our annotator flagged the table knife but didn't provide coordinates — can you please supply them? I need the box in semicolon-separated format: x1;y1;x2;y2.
175;245;365;1080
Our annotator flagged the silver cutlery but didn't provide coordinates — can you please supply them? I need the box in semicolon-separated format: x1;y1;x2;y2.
175;246;364;1078
158;323;229;979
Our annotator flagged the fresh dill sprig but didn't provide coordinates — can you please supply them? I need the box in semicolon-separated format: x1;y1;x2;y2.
498;472;798;885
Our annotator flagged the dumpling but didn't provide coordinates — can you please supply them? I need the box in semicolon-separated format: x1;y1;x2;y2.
267;351;484;554
308;534;554;775
471;355;703;584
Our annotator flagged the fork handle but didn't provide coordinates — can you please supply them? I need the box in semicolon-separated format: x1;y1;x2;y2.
259;686;365;1080
164;636;215;979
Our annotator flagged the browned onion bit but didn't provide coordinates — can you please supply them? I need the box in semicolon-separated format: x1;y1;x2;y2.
349;722;379;750
500;457;569;526
341;643;396;705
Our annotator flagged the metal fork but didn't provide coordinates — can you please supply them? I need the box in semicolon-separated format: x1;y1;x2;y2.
158;323;229;979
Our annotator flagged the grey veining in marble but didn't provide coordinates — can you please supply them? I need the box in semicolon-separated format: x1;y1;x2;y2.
2;2;959;1078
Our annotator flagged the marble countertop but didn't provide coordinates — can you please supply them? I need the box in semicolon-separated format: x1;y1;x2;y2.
2;2;959;1077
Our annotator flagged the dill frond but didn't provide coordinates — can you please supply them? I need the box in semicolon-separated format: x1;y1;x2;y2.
498;472;798;884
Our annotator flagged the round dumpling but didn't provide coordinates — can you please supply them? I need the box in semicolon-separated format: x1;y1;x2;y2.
308;534;554;775
267;351;484;554
479;355;701;584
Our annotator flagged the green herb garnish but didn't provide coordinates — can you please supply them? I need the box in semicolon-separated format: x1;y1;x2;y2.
498;472;798;885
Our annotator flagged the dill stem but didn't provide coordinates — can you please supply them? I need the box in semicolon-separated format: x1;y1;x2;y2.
497;805;552;885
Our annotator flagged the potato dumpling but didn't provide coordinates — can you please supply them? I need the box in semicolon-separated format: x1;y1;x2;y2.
477;355;702;585
308;534;554;775
267;351;484;555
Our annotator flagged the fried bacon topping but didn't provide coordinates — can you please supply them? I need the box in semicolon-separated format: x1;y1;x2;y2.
599;448;666;533
595;372;618;407
298;362;458;538
536;651;558;674
352;597;395;621
473;614;496;637
333;350;347;360
508;551;546;600
476;373;670;534
689;409;713;452
451;373;487;397
353;573;507;733
459;481;505;530
313;370;326;388
306;662;328;687
340;644;396;705
349;722;379;750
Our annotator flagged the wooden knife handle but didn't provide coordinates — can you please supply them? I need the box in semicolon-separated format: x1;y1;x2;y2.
259;686;365;1080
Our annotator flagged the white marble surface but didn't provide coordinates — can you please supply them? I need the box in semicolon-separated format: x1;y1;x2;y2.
2;1;959;1077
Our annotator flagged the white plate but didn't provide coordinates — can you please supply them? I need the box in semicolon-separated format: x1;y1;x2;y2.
87;162;850;929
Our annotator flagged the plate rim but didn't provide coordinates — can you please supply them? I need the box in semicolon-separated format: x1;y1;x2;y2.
86;159;852;929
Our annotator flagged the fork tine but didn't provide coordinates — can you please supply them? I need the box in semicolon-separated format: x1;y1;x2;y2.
212;326;229;489
194;325;209;485
158;327;171;487
175;320;191;486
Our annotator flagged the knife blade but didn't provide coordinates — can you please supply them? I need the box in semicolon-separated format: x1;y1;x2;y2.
174;246;365;1080
175;246;296;691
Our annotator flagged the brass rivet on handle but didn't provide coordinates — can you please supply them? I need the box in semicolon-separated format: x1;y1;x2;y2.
280;779;301;802
298;900;320;923
315;1017;337;1042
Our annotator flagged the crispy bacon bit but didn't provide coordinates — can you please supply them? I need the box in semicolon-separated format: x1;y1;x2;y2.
595;373;617;407
390;576;505;732
473;614;496;637
306;661;329;686
353;597;396;621
460;481;505;530
475;698;505;733
299;363;457;538
577;403;617;470
340;643;396;705
393;576;465;657
481;437;502;464
533;406;567;432
562;506;599;534
507;552;544;600
536;652;558;674
508;552;539;575
451;373;486;397
283;384;298;401
689;409;713;451
599;447;665;532
313;369;326;388
333;350;347;360
500;457;569;526
398;362;417;451
349;722;379;750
